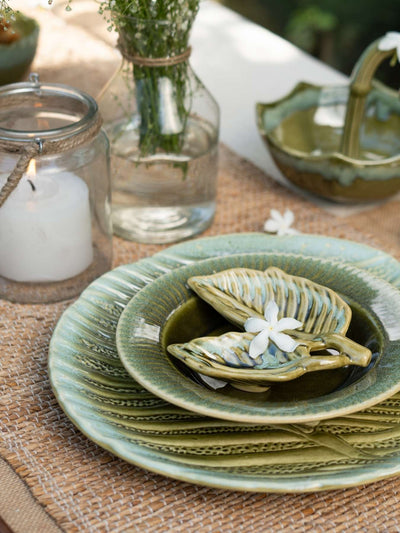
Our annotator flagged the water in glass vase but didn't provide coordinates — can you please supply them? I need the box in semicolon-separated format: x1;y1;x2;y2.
108;116;218;244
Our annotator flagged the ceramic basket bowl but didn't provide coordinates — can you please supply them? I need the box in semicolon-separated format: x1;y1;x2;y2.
257;82;400;203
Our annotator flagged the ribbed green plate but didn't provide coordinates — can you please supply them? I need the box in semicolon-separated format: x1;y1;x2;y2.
49;233;400;492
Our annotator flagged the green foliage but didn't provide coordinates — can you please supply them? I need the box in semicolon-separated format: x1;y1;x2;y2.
0;0;12;18
109;1;200;155
220;0;400;86
286;6;337;51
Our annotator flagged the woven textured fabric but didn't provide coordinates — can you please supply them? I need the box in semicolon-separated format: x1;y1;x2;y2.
2;6;400;532
1;144;400;533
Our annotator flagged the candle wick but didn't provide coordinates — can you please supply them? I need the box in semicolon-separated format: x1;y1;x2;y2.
27;180;36;192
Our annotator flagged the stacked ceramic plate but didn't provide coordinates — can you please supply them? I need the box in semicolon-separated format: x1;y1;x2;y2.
49;233;400;492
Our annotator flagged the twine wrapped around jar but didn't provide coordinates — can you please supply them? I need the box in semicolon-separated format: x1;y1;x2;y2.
0;114;103;208
117;39;192;67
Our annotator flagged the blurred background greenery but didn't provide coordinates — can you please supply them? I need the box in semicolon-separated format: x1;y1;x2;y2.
218;0;400;86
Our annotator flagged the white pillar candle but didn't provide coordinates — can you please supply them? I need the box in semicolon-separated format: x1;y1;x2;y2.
0;161;93;282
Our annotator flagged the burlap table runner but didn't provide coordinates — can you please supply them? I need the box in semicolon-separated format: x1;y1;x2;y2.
2;6;400;532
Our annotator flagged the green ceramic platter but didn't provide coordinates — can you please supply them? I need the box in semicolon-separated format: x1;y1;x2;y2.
116;252;400;424
49;233;400;492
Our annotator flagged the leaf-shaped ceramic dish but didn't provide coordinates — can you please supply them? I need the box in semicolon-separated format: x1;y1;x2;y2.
167;331;372;393
116;252;400;424
188;267;350;332
172;267;371;391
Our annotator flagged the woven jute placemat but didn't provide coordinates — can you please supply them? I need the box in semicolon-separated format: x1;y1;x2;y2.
1;143;400;533
2;6;400;532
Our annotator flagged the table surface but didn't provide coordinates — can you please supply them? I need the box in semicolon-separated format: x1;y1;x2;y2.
2;2;400;532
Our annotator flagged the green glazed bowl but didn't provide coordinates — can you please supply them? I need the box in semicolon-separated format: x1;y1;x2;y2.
116;252;400;425
257;82;400;202
0;13;39;85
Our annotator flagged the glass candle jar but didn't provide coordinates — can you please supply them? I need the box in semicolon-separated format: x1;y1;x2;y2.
0;76;112;303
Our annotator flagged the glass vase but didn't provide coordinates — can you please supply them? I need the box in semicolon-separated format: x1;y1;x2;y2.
98;16;219;244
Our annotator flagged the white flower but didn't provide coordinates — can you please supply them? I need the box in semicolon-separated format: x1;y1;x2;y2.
244;300;303;358
378;32;400;63
263;209;298;236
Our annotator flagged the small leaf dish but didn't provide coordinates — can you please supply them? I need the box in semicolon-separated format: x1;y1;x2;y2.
168;267;372;392
116;252;400;424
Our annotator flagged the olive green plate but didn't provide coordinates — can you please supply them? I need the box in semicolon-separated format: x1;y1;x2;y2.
49;233;400;492
116;252;400;424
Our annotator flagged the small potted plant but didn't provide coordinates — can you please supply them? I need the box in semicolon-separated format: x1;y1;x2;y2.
0;5;39;85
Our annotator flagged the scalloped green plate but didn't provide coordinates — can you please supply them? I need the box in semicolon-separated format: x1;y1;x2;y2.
49;233;400;492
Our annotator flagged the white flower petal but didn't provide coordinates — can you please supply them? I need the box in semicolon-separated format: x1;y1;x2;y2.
264;300;279;325
283;209;295;226
244;317;269;333
378;32;400;52
276;317;303;332
270;331;299;353
270;208;284;222
264;209;299;236
249;330;270;359
199;373;227;389
264;219;280;233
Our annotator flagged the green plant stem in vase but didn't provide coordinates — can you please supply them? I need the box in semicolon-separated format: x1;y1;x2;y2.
110;0;199;156
98;0;220;244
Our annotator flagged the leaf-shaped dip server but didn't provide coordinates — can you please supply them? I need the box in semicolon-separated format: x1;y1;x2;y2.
167;267;372;392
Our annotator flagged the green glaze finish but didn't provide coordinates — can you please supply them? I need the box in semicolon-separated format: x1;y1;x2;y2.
188;267;352;332
168;267;371;391
117;252;400;424
168;331;372;392
257;82;400;202
49;233;400;492
341;39;396;158
0;14;39;85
